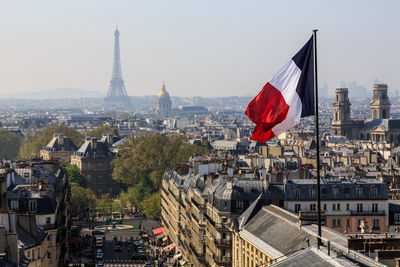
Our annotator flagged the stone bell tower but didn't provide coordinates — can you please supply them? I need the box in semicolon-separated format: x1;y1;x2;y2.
332;88;354;138
370;84;390;119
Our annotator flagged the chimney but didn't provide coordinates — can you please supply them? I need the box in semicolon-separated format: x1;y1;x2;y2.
107;134;114;145
206;176;213;186
226;178;233;189
260;168;266;180
91;137;97;150
57;134;64;145
228;168;233;178
263;176;270;190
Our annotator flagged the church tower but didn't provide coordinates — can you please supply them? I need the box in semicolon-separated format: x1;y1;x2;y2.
370;84;390;119
332;88;354;137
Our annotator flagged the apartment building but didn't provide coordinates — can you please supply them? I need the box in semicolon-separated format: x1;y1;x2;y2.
285;178;388;233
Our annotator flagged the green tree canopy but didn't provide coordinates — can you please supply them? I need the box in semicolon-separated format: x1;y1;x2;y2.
141;192;161;219
19;126;83;159
70;183;97;212
113;134;207;218
85;125;119;139
65;163;87;188
113;134;206;189
0;130;22;159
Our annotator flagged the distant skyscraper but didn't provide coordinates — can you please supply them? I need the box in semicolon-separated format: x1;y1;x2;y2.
104;27;131;108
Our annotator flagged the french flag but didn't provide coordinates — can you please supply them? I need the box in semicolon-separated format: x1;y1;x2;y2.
246;36;315;142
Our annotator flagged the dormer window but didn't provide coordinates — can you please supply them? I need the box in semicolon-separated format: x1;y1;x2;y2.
29;200;37;213
236;201;243;209
295;188;300;199
356;187;363;197
11;200;18;211
309;188;316;198
372;186;377;197
333;187;339;198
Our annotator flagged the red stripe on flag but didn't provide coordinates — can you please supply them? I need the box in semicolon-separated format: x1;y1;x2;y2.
246;83;290;142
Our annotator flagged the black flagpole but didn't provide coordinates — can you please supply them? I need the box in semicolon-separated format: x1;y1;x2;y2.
313;29;322;248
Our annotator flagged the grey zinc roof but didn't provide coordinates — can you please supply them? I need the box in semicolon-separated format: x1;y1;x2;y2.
17;225;47;249
240;205;317;257
285;179;387;201
43;135;77;151
269;246;363;267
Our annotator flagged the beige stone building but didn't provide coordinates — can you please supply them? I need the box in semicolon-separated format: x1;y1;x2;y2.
161;154;285;266
332;84;400;144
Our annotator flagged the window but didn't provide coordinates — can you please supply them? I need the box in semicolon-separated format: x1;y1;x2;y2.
309;188;316;198
337;219;342;227
333;187;339;197
11;200;18;211
358;219;362;230
337;203;341;210
29;200;37;213
46;217;51;224
295;204;301;213
356;187;363;197
32;250;35;260
47;252;51;259
27;251;30;259
346;219;350;227
357;203;363;213
24;172;29;177
373;219;380;230
372;203;378;213
98;163;102;169
38;248;40;258
395;213;400;224
310;203;316;211
236;201;243;209
372;187;378;197
346;203;350;210
332;219;337;227
323;203;327;210
295;188;300;199
332;204;336;210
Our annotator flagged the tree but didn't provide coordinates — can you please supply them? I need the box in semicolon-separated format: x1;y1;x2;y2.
113;134;206;189
65;163;87;188
85;125;119;139
70;183;97;212
19;126;83;159
112;134;206;218
141;192;161;219
0;130;22;159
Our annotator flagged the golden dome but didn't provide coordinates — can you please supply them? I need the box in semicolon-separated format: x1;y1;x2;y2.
158;81;169;98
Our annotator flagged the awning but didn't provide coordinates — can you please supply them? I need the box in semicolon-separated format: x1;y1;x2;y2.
153;227;164;235
164;243;175;251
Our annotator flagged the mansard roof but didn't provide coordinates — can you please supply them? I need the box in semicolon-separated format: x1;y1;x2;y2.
285;178;387;201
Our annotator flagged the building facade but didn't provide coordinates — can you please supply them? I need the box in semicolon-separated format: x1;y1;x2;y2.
332;84;400;144
71;134;124;196
284;179;388;233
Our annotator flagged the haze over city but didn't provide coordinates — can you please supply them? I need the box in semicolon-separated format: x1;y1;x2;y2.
1;0;399;98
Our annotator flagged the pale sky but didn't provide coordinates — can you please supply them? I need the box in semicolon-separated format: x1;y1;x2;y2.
0;0;399;97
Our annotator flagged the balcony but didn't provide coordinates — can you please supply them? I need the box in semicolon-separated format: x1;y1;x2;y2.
213;255;231;265
351;210;385;216
214;239;231;248
204;213;229;231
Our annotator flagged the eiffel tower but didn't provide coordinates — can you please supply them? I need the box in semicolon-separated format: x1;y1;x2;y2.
104;27;131;107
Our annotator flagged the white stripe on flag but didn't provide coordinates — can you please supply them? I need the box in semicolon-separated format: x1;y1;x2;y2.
269;60;302;106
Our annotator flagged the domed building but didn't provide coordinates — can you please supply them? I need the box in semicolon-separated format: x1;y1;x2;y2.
156;81;172;114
